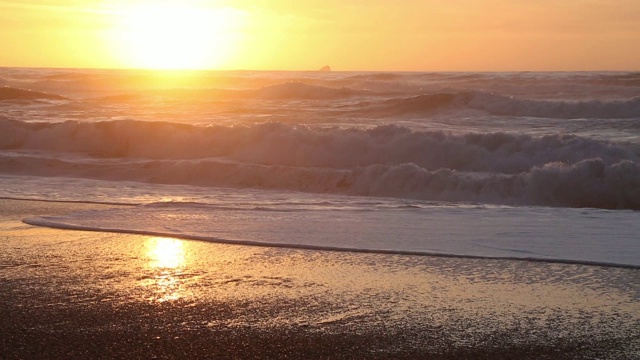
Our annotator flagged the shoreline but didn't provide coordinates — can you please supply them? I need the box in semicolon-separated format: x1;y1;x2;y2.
2;199;640;359
10;196;639;270
23;216;640;270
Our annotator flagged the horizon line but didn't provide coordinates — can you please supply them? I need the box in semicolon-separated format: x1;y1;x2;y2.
1;65;639;73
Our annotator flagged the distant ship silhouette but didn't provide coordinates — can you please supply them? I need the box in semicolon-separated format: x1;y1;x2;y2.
319;65;331;71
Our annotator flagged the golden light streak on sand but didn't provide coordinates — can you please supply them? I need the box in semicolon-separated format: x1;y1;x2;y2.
143;237;188;302
2;199;640;357
147;237;185;269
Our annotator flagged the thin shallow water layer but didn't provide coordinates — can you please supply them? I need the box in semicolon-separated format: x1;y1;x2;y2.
1;200;639;359
4;175;640;268
25;202;640;268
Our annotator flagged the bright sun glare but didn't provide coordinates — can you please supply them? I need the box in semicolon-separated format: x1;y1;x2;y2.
117;3;245;70
149;237;185;269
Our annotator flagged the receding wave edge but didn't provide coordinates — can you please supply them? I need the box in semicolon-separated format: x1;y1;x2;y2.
23;217;640;269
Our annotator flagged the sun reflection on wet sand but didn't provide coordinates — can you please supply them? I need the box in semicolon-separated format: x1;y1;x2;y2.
3;201;640;358
149;237;185;269
144;237;188;302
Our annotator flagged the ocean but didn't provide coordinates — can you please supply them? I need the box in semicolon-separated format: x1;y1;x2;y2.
1;68;639;267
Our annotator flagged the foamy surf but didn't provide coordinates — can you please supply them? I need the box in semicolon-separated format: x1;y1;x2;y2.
2;68;639;268
1;120;639;209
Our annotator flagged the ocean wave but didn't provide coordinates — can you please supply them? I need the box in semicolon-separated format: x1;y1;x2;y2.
373;91;640;119
343;73;407;82
18;71;289;97
2;119;639;209
1;120;638;173
595;73;640;87
89;82;374;103
0;86;68;101
2;154;639;210
250;82;373;100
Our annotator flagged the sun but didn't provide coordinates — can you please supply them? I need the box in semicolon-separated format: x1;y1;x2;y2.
116;3;245;70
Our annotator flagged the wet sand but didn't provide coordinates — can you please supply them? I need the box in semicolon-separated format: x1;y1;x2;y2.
1;199;639;359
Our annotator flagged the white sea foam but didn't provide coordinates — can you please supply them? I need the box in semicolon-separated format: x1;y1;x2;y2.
1;119;639;209
2;154;639;209
2;120;638;168
6;172;640;268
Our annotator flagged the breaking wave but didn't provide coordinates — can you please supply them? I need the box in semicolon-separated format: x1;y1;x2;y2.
3;155;639;209
1;119;638;171
1;119;639;210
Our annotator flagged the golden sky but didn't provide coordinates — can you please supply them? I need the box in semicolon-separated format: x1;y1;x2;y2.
1;0;639;71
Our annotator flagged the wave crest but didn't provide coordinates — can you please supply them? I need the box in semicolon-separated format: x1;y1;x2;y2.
2;119;639;209
2;155;639;210
375;91;640;119
2;119;637;173
0;86;68;101
251;82;372;99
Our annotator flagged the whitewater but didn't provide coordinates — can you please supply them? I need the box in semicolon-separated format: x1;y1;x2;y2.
1;68;639;267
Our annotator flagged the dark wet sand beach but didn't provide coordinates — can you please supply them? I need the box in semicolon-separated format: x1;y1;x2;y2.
1;199;639;359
